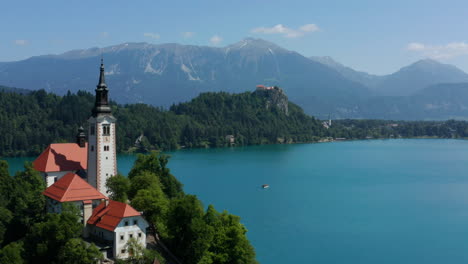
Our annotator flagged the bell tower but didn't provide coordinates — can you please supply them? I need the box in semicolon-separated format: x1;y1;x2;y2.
87;59;117;195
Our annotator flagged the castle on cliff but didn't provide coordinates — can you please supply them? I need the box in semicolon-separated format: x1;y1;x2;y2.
32;60;148;260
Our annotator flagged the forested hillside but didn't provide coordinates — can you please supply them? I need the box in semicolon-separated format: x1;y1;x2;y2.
0;88;325;157
3;88;468;158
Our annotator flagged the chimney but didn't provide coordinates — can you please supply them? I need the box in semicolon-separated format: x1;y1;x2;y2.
82;200;93;238
76;126;86;148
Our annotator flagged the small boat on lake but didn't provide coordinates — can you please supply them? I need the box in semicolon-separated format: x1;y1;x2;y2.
262;184;269;189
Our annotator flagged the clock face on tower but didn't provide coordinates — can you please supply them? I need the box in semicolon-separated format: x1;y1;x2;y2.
103;136;110;143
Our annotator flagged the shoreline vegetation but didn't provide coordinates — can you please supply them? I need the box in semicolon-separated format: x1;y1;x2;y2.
2;89;468;158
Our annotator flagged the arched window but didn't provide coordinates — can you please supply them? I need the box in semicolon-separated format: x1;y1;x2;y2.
102;124;110;135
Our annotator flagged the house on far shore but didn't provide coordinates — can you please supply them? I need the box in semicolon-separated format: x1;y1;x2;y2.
87;200;149;259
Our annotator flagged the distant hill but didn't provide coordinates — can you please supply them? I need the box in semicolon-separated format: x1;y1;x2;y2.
0;87;326;156
310;57;468;96
374;59;468;96
344;83;468;120
0;38;370;117
309;56;382;89
0;85;29;94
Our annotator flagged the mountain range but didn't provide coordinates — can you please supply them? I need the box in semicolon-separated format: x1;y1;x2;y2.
1;38;468;120
310;56;468;96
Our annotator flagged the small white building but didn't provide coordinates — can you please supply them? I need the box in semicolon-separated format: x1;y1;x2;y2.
87;200;149;259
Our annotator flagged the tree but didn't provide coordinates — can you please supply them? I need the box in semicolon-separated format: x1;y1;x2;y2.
200;206;258;264
128;171;160;200
5;162;45;243
57;238;103;264
106;174;131;202
166;195;208;264
0;241;24;264
23;203;82;263
128;152;183;198
125;238;145;263
131;187;169;239
0;207;12;246
216;212;257;264
0;160;11;205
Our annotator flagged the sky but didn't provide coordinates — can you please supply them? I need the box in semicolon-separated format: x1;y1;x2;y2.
2;0;468;75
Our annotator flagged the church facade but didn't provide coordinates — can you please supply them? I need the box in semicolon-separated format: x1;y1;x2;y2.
86;61;118;195
34;60;148;260
34;59;117;194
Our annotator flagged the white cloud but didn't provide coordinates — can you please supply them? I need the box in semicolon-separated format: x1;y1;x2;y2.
299;24;320;32
406;41;468;59
407;42;425;51
251;23;320;38
14;40;28;46
182;32;195;38
210;35;223;45
143;32;160;39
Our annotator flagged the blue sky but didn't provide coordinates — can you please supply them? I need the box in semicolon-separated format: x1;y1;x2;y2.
2;0;468;74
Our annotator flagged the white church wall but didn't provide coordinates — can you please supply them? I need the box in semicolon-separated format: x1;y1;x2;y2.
87;116;117;195
45;171;72;187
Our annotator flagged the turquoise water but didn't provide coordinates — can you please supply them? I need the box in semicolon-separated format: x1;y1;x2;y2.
5;139;468;263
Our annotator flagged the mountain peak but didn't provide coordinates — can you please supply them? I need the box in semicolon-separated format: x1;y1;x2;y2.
412;58;442;66
226;38;287;52
402;58;466;73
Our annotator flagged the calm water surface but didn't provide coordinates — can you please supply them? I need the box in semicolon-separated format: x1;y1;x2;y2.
5;139;468;264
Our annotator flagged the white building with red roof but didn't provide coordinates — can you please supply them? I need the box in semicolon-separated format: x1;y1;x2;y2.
36;61;149;261
42;172;107;225
33;129;88;187
87;200;149;259
42;172;149;260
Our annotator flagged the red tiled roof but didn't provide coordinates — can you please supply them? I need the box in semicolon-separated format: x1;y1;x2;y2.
33;143;88;172
87;200;141;231
42;172;107;202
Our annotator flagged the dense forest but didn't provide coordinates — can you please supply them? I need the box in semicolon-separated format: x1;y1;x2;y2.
2;88;468;158
329;119;468;139
0;88;325;157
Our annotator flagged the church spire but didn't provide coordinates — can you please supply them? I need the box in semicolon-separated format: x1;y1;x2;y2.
92;58;111;117
97;57;107;90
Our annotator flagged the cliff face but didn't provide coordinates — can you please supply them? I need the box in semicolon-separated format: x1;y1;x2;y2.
253;86;289;115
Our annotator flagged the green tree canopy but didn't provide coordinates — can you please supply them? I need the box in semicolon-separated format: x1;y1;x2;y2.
23;203;82;263
57;238;103;264
106;174;131;203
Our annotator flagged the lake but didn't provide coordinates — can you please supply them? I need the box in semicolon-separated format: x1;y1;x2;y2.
5;139;468;263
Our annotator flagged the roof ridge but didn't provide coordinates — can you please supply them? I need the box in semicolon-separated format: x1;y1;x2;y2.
43;146;51;172
62;173;76;196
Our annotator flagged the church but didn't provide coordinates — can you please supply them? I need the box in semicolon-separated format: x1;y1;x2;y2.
33;60;148;260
